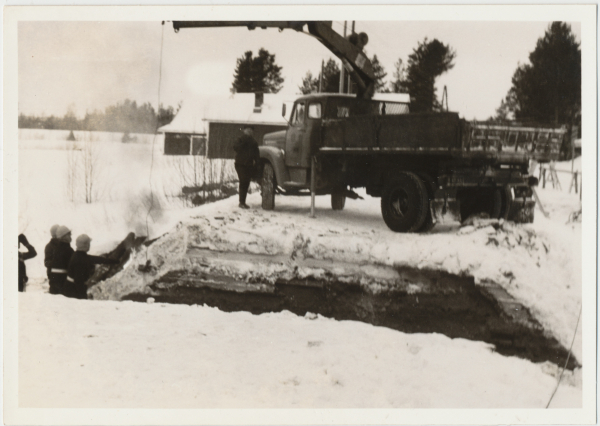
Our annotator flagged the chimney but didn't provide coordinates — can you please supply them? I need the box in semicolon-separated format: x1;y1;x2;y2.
253;92;264;113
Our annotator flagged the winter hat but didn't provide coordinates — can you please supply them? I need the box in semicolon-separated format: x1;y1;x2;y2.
56;225;71;239
50;224;60;238
76;234;92;251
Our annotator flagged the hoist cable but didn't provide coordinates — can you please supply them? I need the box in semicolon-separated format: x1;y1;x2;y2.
545;304;582;408
144;21;165;262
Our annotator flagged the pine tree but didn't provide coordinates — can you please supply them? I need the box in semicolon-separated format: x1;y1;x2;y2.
388;59;407;94
231;48;284;94
298;58;342;94
401;38;456;112
371;55;389;93
497;22;581;125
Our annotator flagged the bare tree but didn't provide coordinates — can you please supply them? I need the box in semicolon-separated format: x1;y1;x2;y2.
66;139;81;202
164;154;238;207
81;132;103;203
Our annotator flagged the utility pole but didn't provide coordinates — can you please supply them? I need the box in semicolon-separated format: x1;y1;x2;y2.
319;59;324;93
339;21;347;94
349;21;355;95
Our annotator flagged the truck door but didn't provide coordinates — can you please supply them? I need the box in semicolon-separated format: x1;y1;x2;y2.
285;102;307;168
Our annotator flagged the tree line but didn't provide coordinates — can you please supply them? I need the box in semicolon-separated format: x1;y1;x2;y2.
21;23;580;136
232;21;580;125
232;39;456;113
19;99;180;134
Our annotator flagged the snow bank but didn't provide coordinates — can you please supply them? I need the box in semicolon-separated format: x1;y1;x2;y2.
90;187;582;362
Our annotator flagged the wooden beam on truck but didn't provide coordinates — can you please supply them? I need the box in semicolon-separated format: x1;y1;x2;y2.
310;156;316;218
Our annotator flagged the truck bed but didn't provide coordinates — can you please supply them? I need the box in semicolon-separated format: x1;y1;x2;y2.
320;112;565;163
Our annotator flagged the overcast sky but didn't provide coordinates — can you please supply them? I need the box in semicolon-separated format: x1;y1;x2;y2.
18;20;581;121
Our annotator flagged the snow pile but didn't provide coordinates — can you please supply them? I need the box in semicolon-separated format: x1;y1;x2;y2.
18;293;581;408
90;188;581;362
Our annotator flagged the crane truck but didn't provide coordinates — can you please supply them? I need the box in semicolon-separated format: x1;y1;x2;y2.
173;21;566;233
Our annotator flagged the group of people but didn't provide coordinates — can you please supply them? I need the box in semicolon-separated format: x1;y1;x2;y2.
19;126;258;294
18;225;118;299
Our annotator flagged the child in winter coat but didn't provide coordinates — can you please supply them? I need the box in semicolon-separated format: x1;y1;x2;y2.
18;234;37;292
44;224;60;281
49;226;73;295
66;234;119;299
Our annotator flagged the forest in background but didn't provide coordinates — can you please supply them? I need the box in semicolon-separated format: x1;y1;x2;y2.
18;99;180;134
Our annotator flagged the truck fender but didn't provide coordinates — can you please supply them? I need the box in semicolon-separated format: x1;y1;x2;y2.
259;146;290;186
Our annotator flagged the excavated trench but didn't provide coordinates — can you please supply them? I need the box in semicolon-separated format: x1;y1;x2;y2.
122;260;579;370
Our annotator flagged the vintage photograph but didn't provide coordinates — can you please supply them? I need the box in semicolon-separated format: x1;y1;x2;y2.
4;4;596;425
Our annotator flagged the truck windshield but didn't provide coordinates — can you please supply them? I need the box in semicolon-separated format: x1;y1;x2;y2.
324;98;409;119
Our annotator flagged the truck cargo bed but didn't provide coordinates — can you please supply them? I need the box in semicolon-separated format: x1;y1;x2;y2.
320;113;565;163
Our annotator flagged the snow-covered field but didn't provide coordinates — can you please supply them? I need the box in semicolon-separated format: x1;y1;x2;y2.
11;130;591;414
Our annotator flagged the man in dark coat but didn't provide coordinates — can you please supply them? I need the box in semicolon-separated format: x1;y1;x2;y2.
48;225;74;296
18;234;37;292
233;125;260;209
44;224;60;281
66;234;119;299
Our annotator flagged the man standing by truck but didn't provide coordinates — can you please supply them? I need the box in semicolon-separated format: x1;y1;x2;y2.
233;125;260;209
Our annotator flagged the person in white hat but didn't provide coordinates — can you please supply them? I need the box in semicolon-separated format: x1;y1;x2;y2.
65;234;119;299
44;224;60;282
48;225;73;295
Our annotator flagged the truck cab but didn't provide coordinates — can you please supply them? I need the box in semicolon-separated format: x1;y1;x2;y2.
259;93;410;192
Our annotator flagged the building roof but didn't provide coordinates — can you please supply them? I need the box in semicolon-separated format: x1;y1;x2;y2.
158;93;293;134
159;92;411;134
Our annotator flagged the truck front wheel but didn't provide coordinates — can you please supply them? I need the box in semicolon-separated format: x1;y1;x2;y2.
381;172;429;233
261;163;276;210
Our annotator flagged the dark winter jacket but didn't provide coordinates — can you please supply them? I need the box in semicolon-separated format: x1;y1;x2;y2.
51;241;74;273
66;251;118;299
19;244;37;292
233;134;260;167
44;238;59;274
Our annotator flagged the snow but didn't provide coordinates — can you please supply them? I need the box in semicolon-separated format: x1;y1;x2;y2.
18;293;581;409
14;130;587;410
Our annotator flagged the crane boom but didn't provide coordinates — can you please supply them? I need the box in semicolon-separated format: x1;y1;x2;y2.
172;21;375;99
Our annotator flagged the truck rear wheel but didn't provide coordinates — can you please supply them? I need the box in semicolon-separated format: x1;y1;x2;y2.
331;189;346;211
261;163;276;210
491;186;512;220
381;172;429;233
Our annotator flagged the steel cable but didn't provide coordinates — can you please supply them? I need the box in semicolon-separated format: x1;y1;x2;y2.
144;21;165;263
545;304;582;408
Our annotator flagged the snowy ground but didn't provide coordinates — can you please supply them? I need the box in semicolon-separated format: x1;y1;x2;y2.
14;130;587;410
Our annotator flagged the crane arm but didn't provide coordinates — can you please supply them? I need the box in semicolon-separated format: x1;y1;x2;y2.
172;21;375;99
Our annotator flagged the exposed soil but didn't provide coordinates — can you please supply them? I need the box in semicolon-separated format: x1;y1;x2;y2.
122;265;579;370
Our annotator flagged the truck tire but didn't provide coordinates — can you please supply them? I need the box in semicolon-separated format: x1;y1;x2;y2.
491;186;512;220
381;172;429;233
261;163;276;210
331;191;346;211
